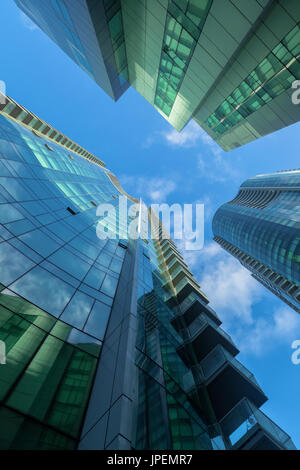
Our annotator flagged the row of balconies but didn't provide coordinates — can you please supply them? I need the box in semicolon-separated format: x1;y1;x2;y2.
176;314;239;364
219;397;296;450
157;236;296;450
171;281;296;450
188;344;267;423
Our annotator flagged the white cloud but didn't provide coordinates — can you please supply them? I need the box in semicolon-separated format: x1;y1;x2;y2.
148;179;176;202
149;118;244;185
19;11;38;31
198;245;262;325
149;121;242;184
162;121;225;155
199;241;224;258
238;307;300;356
163;121;205;148
179;241;223;270
197;152;242;183
119;175;176;203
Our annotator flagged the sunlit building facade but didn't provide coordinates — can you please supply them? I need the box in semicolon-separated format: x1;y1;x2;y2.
213;170;300;313
0;95;296;450
14;0;300;150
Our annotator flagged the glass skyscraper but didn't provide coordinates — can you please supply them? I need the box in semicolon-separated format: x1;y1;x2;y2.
0;94;296;450
213;170;300;313
14;0;300;151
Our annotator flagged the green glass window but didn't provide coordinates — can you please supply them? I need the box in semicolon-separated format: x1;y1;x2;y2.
214;122;227;136
256;88;272;104
245;70;263;90
114;42;127;71
272;43;293;66
263;68;294;98
169;2;199;39
205;22;300;136
108;10;123;48
0;406;75;450
5;333;97;438
239;94;264;117
290;59;300;79
230;83;252;106
226;110;243;127
215;101;234;120
104;0;128;83
283;25;300;56
155;0;212;116
256;53;282;82
206;113;219;128
0;307;47;400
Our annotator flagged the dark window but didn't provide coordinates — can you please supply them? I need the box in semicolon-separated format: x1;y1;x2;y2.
67;207;77;215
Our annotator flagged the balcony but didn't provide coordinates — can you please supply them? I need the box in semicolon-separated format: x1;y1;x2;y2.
161;249;182;266
171;293;221;329
174;275;209;303
176;313;239;364
189;345;268;421
219;398;296;450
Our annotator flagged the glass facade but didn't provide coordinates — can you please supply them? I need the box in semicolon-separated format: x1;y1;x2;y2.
102;0;129;85
0;109;131;449
0;99;295;449
205;23;300;136
135;240;212;450
14;0;300;149
154;0;212;117
213;170;300;313
0;94;104;167
15;0;128;100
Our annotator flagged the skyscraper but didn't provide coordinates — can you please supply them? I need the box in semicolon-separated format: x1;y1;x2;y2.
14;0;300;150
0;94;296;450
213;170;300;313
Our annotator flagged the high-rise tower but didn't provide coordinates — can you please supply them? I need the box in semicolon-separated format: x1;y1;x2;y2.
213;170;300;313
0;95;296;450
14;0;300;150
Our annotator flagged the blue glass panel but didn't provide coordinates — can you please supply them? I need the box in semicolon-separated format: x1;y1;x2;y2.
100;274;118;297
0;177;34;201
83;301;111;340
48;247;91;280
60;291;94;329
20;229;60;257
0;241;34;285
83;267;106;290
10;266;75;317
0;204;24;224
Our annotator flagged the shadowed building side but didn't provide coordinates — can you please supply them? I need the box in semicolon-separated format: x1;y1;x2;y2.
14;0;300;150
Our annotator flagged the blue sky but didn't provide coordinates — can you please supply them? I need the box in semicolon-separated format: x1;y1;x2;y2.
2;1;300;448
